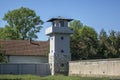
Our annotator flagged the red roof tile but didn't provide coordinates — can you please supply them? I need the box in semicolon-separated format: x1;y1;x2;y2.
0;40;49;56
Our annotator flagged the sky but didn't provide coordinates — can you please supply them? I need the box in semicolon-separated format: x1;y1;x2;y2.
0;0;120;41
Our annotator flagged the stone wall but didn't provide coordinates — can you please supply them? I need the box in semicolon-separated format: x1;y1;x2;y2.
69;58;120;77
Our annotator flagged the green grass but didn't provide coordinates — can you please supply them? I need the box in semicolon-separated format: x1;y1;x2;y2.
0;74;113;80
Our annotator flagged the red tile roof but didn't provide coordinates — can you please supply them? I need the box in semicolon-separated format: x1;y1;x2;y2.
0;40;49;56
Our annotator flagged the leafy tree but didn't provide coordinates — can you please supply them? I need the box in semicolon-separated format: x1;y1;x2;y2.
0;28;3;32
78;26;98;59
70;20;120;60
97;29;120;59
0;43;7;63
69;20;83;39
70;20;98;60
107;30;118;57
0;28;4;39
116;31;120;57
70;20;83;60
97;29;109;58
0;26;19;40
3;7;43;40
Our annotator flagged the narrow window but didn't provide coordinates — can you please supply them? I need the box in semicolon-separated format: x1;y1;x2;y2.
51;50;53;53
61;36;64;40
60;21;64;27
60;63;64;67
51;37;53;40
52;22;55;27
61;49;64;53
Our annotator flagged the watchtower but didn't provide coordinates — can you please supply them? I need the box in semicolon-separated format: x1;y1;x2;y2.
45;16;73;75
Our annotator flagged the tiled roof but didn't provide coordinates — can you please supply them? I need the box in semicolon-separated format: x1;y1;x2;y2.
0;40;49;56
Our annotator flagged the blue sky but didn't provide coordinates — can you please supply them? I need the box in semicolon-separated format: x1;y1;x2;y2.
0;0;120;41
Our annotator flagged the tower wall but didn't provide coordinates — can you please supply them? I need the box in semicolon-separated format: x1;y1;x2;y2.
49;34;71;75
46;17;73;75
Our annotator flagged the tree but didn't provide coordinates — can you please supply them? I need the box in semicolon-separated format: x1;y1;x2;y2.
78;26;98;59
70;20;98;60
69;20;83;39
0;28;4;39
116;31;120;57
0;43;7;63
0;26;19;40
107;30;118;57
70;20;120;60
3;7;43;40
97;29;109;58
70;20;83;60
98;29;120;58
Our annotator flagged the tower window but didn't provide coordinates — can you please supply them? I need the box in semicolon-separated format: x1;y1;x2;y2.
51;50;53;53
52;22;54;27
60;63;64;67
51;37;53;40
60;21;64;27
61;36;64;40
61;49;64;53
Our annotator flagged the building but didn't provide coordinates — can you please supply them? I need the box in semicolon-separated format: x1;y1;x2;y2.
45;16;73;75
0;40;49;63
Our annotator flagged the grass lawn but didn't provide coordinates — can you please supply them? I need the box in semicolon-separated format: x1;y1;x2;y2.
0;74;114;80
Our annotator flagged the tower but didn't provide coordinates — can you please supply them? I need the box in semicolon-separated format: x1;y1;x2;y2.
45;16;73;75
